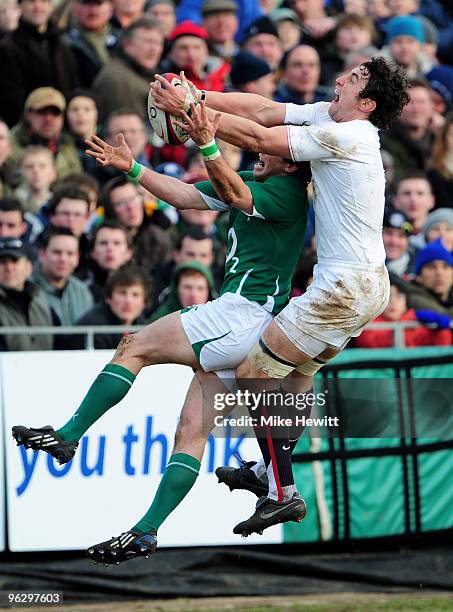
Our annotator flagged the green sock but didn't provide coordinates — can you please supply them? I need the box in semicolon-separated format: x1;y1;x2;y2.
133;453;201;533
56;363;136;442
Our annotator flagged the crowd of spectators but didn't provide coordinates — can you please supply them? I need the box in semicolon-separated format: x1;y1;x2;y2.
0;0;452;350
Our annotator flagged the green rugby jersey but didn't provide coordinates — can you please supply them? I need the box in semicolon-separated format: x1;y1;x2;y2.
195;171;308;315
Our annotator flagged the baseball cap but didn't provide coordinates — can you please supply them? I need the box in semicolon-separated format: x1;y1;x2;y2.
0;238;30;260
24;87;66;113
425;65;453;107
414;239;453;275
201;0;238;17
167;21;209;45
383;209;413;234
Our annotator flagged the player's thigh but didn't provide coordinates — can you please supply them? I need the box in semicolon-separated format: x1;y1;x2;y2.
124;311;199;368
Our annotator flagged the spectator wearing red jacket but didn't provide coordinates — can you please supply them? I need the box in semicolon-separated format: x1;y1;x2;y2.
160;21;230;92
355;275;451;348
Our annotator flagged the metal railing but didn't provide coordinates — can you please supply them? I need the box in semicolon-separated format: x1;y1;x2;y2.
0;320;447;350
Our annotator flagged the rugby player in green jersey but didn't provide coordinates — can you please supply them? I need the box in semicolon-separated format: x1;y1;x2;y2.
12;102;310;564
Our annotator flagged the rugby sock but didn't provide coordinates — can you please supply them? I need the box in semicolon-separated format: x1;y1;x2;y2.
133;453;201;533
56;364;136;442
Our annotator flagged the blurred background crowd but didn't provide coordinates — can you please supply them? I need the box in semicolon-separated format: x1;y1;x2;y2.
0;0;452;350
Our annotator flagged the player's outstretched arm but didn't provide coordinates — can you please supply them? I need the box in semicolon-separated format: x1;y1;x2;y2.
85;134;208;210
152;72;286;128
202;107;291;158
174;102;254;213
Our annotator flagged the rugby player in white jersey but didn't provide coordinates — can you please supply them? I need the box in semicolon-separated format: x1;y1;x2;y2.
153;57;410;535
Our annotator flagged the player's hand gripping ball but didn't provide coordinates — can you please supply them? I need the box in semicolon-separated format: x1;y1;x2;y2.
148;73;195;145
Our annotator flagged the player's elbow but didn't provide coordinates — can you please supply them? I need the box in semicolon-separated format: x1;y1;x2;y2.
227;193;253;213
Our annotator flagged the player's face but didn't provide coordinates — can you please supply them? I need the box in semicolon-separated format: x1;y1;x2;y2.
252;153;287;179
67;96;98;139
51;198;88;237
20;152;56;193
426;223;453;252
330;65;372;122
383;285;407;321
0;256;31;291
109;184;145;229
177;273;209;307
417;260;453;299
107;284;146;323
91;228;132;270
0;211;26;238
175;236;214;268
39;235;79;282
383;227;409;260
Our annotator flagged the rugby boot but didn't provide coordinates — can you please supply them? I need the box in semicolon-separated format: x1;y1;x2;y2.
233;493;307;537
216;459;268;497
12;425;78;465
86;530;157;565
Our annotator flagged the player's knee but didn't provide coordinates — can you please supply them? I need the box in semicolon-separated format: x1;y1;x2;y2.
236;357;259;379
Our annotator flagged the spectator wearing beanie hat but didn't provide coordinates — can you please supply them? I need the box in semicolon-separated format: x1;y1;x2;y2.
423;208;453;252
425;65;453;116
381;15;433;78
406;239;453;316
160;20;230;92
240;16;283;71
229;50;275;98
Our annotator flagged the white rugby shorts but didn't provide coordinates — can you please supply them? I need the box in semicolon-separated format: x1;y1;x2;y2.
180;292;273;372
275;262;390;354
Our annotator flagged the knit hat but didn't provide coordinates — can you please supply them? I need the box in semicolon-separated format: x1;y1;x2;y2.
386;16;425;44
423;208;453;240
383;208;413;234
167;21;208;46
425;65;453;106
241;16;279;44
415;239;453;275
230;50;272;87
417;16;438;45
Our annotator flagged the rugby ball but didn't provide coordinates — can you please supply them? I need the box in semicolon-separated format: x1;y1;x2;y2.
148;73;195;145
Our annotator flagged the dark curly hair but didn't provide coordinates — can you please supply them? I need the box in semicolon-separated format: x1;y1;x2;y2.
359;57;410;130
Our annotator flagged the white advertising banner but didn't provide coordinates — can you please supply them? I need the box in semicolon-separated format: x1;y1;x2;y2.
3;351;282;552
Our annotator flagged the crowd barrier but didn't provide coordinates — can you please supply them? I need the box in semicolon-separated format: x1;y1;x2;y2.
0;347;452;552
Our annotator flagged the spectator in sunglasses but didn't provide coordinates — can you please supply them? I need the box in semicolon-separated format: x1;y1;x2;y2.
9;87;82;180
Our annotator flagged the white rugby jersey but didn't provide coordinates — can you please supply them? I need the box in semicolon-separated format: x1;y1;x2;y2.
285;101;386;268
